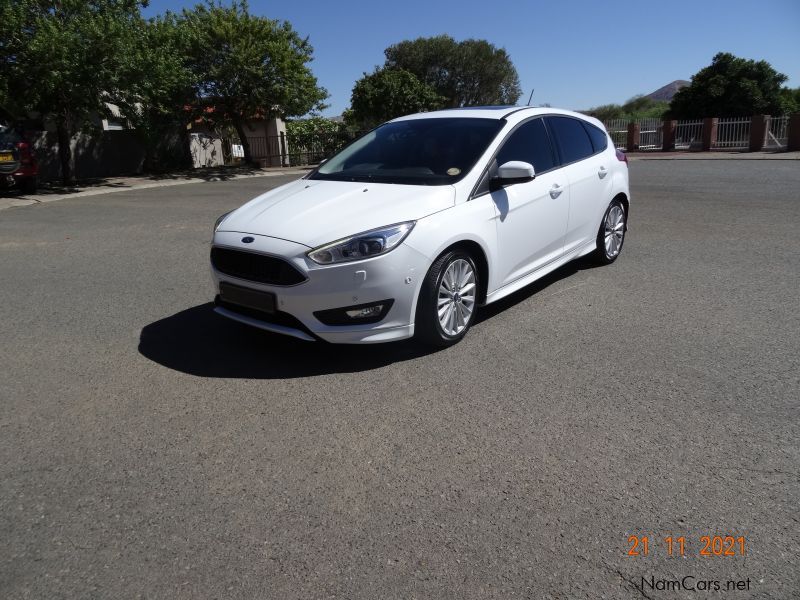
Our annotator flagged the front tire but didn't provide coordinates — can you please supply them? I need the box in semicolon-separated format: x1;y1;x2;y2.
593;198;627;265
415;250;479;347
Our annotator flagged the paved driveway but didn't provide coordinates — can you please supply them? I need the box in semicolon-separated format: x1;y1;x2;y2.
1;161;798;598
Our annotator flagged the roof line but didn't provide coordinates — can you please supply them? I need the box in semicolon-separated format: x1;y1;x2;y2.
502;106;533;119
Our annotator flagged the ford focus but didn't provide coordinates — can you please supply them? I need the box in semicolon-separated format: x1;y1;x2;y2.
210;106;630;346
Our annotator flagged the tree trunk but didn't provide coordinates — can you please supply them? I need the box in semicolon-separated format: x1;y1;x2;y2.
56;120;75;186
178;126;193;169
233;120;253;165
142;137;157;174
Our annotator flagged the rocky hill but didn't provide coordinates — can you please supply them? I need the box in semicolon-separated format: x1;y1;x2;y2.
645;80;689;102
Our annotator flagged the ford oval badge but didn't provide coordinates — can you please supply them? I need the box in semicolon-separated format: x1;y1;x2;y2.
241;236;254;244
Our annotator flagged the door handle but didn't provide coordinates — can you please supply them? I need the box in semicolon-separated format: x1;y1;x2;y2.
549;184;563;199
598;166;608;179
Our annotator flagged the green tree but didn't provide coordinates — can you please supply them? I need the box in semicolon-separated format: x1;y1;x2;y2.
180;0;327;164
384;35;522;107
779;87;800;115
345;68;443;129
286;116;345;138
0;1;24;123
286;116;351;164
116;12;196;172
586;96;669;122
0;0;147;184
668;52;788;119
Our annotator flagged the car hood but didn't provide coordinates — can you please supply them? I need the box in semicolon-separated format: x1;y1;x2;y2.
218;178;456;248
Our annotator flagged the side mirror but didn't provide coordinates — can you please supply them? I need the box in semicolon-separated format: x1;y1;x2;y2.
492;161;535;188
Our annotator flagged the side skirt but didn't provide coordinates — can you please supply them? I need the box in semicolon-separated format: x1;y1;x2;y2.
483;239;597;306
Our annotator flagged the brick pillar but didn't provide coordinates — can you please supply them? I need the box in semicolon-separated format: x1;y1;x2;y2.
626;122;640;152
788;113;800;151
749;115;768;152
662;120;676;151
702;117;718;151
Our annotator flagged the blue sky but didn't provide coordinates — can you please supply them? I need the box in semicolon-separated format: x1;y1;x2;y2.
143;0;800;117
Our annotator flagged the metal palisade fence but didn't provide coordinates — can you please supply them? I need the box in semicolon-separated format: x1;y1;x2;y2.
602;115;792;152
638;119;663;150
605;119;628;150
763;116;789;150
286;129;363;166
674;120;704;150
711;117;750;150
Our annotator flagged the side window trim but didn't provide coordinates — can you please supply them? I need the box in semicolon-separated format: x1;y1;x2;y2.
470;116;559;200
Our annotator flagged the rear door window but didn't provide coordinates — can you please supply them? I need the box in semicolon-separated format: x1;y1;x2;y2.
546;116;595;164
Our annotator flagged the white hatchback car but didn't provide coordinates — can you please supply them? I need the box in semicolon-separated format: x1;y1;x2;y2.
211;106;629;346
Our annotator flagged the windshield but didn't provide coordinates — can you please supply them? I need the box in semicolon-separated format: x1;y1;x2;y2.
311;118;504;185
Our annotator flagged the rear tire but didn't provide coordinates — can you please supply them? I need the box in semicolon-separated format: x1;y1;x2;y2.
592;198;627;265
415;250;479;347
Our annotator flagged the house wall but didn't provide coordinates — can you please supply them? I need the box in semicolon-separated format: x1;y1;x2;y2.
241;117;286;167
189;132;225;168
32;130;145;181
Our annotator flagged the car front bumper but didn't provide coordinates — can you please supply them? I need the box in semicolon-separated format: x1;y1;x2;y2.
210;230;429;343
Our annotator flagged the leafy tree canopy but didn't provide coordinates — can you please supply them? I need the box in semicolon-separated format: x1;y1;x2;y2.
0;0;147;183
181;0;327;163
115;11;197;171
286;116;346;137
668;52;789;118
779;87;800;115
384;35;521;108
345;68;443;130
286;116;352;164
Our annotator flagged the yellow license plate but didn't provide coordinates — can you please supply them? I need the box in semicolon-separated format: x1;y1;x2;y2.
0;153;13;162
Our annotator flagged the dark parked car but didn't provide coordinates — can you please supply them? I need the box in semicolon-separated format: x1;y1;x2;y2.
0;127;38;194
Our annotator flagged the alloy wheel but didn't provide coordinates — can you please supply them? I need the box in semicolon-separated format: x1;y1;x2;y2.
604;204;626;259
437;258;477;336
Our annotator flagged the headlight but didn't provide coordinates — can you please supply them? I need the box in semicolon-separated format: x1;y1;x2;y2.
214;211;232;231
307;221;415;265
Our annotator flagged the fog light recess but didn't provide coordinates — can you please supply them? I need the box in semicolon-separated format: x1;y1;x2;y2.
314;300;394;325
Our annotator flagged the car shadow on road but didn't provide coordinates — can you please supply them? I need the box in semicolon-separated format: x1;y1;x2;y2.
138;257;603;379
138;303;440;378
473;255;601;325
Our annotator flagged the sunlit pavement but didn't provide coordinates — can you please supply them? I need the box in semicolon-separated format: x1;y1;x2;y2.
1;162;798;598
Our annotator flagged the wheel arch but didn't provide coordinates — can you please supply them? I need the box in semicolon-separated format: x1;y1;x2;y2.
434;239;490;305
614;191;630;220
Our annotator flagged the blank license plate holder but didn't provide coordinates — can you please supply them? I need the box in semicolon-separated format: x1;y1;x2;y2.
219;282;276;314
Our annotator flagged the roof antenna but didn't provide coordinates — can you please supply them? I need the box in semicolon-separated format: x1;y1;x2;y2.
526;89;534;106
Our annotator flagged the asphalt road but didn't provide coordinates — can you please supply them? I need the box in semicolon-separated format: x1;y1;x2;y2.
1;161;798;599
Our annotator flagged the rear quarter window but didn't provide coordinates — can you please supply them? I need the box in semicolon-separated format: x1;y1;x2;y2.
546;116;594;164
582;122;609;153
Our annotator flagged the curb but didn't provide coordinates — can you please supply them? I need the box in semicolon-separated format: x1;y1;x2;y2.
627;152;799;161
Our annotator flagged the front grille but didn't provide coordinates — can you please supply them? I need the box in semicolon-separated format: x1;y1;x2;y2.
211;247;306;286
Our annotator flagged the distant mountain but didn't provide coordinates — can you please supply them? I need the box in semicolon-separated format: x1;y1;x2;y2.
645;80;689;102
